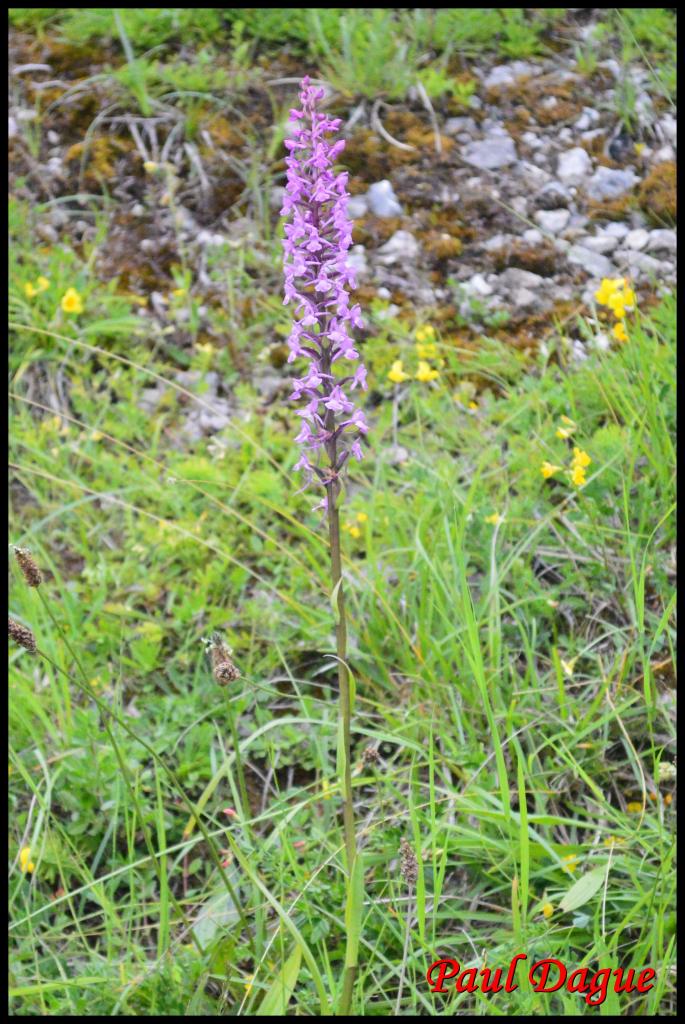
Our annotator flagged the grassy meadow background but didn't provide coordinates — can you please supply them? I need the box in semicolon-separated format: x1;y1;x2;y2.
9;8;676;1015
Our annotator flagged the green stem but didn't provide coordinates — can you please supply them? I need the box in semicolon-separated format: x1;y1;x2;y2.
326;479;358;1015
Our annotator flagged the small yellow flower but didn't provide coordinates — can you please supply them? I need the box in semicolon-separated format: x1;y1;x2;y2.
415;325;435;344
61;287;84;314
572;447;591;469
415;360;439;383
468;400;478;411
607;294;626;318
570;465;587;487
561;854;579;873
484;512;503;526
613;321;628;342
19;846;35;874
542;902;554;919
347;525;361;539
603;836;625;846
388;360;409;384
243;975;254;995
594;277;626;306
541;461;562;479
195;341;215;355
416;342;438;359
24;281;38;298
143;160;158;174
36;276;50;292
561;657;577;678
356;512;368;524
321;777;332;800
172;287;187;298
626;801;643;813
634;142;646;155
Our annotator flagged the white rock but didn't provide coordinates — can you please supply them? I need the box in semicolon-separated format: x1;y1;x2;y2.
511;287;538;308
375;230;419;265
523;229;543;244
625;228;649;251
348;245;369;276
346;196;368;219
535;208;570;233
653;145;675;164
616;250;665;276
464;273;493;297
557;147;592;185
585;166;639;201
567;244;615;278
483;61;535;90
462;132;518;170
443;116;477;136
366;180;403;218
646;229;676;254
497;267;544;290
581;234;619;254
604;222;630;239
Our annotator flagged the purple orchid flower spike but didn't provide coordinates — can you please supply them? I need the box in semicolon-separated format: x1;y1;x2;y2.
281;76;368;510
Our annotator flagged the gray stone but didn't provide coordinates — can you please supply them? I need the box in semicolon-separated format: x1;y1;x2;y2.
616;250;665;277
534;208;570;233
463;273;494;297
483;61;535;90
646;229;676;254
443;116;476;136
580;234;619;254
462;132;517;170
510;287;539;309
366;180;403;217
346;196;368;219
585;166;639;201
604;222;630;239
536;181;572;209
653;145;676;164
625;228;649;251
557;147;593;185
375;230;419;265
348;245;369;277
497;267;544;290
523;228;543;244
567;244;615;278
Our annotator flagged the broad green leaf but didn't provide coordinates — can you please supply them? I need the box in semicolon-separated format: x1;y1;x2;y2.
257;944;302;1015
558;865;607;914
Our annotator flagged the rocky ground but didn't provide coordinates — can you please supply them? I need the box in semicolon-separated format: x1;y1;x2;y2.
9;11;677;385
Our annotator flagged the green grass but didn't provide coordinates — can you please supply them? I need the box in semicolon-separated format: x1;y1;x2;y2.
9;6;677;1017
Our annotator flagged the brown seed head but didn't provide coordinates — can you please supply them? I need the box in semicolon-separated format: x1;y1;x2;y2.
14;547;42;588
8;617;37;654
362;745;380;767
399;837;418;887
211;640;240;685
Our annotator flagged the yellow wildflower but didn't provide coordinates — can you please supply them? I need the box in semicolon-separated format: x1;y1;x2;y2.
561;854;579;873
484;512;503;525
572;447;591;469
561;657;577;678
61;287;84;314
571;465;587;487
416;360;439;383
143;160;158;174
541;461;562;479
542;902;554;919
243;975;254;995
468;400;478;410
36;276;50;292
347;525;361;539
416;342;438;359
634;142;646;155
24;281;38;298
356;512;368;524
19;846;35;874
171;287;187;298
613;321;628;342
603;836;624;847
594;277;626;306
607;294;627;318
626;801;643;813
388;360;409;384
415;325;435;344
556;427;573;439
